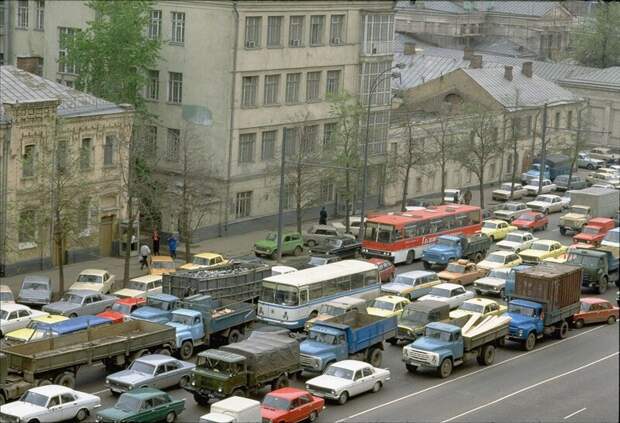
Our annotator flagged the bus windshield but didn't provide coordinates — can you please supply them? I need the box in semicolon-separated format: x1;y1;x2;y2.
364;222;395;243
260;282;299;306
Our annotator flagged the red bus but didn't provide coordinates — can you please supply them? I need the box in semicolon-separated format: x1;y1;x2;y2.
361;204;482;264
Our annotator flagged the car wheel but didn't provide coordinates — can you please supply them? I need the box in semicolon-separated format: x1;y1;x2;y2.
75;408;89;422
307;240;317;248
574;319;584;329
338;391;349;405
27;420;40;423
423;261;432;270
598;276;608;294
405;364;417;373
544;209;549;215
165;411;176;423
607;315;616;325
308;411;319;422
586;164;594;170
499;288;505;299
372;381;382;393
69;313;78;318
293;246;302;256
232;388;246;397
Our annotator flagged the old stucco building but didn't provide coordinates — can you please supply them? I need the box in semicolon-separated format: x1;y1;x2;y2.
0;66;133;276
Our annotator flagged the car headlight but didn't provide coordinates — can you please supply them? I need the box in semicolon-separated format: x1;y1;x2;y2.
518;329;524;336
218;387;222;392
441;255;446;261
191;381;195;386
330;389;336;395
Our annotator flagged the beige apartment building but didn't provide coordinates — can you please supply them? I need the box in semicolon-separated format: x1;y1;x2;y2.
1;0;395;239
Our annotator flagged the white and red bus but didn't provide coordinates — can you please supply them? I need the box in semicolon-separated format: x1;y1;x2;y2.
361;204;482;264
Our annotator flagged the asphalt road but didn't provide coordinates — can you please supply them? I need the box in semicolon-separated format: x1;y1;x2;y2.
71;208;620;423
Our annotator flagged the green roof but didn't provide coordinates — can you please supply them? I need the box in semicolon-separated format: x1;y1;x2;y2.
198;348;246;363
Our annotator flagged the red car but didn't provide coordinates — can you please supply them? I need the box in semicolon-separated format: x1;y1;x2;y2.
573;217;615;247
368;258;396;282
573;298;619;328
512;211;548;231
261;387;324;423
97;297;145;323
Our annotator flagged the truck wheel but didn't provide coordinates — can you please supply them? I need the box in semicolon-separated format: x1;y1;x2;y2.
54;371;76;388
607;316;616;325
586;163;594;170
36;379;52;387
423;261;432;270
574;319;584;329
179;341;194;360
478;345;496;366
165;411;177;423
405;251;415;265
475;289;482;295
293;246;302;256
75;408;89;422
437;358;453;378
368;348;383;367
557;321;569;339
338;391;349;405
193;393;210;406
405;364;417;373
155;347;172;356
598;276;608;294
227;329;242;344
559;227;566;236
69;313;78;318
474;252;483;263
232;388;246;397
387;337;398;345
271;374;289;391
0;393;5;406
524;332;536;351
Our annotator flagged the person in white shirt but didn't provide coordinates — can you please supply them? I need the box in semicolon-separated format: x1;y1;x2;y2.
140;244;151;270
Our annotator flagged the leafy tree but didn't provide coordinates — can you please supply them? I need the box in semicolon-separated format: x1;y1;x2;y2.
572;2;620;67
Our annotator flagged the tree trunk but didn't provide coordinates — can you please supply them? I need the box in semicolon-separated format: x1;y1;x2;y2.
510;138;518;199
183;211;191;264
344;169;351;233
440;159;446;205
123;196;133;285
478;167;485;209
401;164;412;212
55;230;64;296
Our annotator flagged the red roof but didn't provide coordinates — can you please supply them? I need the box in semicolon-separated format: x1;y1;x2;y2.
367;204;480;226
116;297;145;306
267;387;310;400
580;297;609;305
587;217;615;226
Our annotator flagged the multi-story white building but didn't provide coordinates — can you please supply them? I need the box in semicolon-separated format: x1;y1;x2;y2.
1;0;395;238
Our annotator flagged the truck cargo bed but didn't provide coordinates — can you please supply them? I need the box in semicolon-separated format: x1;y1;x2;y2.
514;263;582;312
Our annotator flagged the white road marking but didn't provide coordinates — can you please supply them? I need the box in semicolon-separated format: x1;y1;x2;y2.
564;407;587;420
441;353;616;423
335;325;604;423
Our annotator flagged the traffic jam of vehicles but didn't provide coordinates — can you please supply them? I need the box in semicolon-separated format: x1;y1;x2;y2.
1;165;619;423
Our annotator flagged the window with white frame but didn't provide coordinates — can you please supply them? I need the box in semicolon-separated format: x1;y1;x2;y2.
104;135;116;166
235;191;252;218
267;16;282;47
283;182;295;209
283;127;298;157
22;145;35;177
363;14;394;55
320;179;334;202
245;16;261;48
58;27;78;74
326;70;341;96
35;0;44;30
361;61;391;106
367;110;389;155
289;16;304;47
18;210;36;244
306;71;321;101
80;138;92;170
264;74;280;105
56;140;68;173
241;76;258;107
77;197;90;233
261;130;276;160
309;15;325;46
144;125;158;155
17;0;28;28
171;11;185;44
148;10;162;40
166;128;180;162
302;125;318;153
285;73;301;103
168;72;183;103
323;122;337;145
238;133;256;163
146;69;159;100
330;15;345;45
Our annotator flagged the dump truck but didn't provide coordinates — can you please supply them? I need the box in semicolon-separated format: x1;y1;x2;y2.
558;188;619;235
565;248;619;293
1;320;175;392
506;263;582;351
299;311;397;373
185;331;300;405
421;234;491;269
131;293;211;324
402;314;510;378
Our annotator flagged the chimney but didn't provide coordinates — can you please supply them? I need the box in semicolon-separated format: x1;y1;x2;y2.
522;61;533;78
470;55;482;69
404;42;416;56
463;47;473;60
16;56;43;76
504;65;513;81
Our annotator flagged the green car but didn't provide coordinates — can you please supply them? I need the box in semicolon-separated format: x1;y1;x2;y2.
254;232;303;259
95;388;184;423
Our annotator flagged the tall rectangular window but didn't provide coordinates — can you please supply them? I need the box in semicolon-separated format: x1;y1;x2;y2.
283;127;298;157
144;125;158;155
80;138;92;170
103;135;115;166
361;62;391;106
363;14;394;55
264;74;280;105
235;191;252;218
167;129;180;162
320;179;334;202
238;133;256;163
146;70;159;100
267;16;282;47
35;0;44;30
171;11;185;44
22;145;35;177
245;16;261;48
261;130;276;160
567;110;573;128
367;110;389;154
56;140;67;173
555;112;561;129
17;0;28;28
309;15;325;46
302;125;318;153
18;210;36;244
306;71;321;101
330;15;345;45
289;16;304;47
241;76;258;107
323;122;337;145
58;27;78;74
526;115;533;137
78;198;90;232
148;10;162;40
326;70;341;96
285;73;301;103
0;1;5;30
168;72;183;103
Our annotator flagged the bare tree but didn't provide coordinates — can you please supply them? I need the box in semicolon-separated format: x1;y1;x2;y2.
558;102;591;189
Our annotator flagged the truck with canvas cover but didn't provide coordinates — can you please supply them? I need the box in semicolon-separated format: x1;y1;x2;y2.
521;154;571;183
558;188;619;235
506;263;581;351
299;310;397;373
396;300;453;343
565;248;619;293
402;313;510;378
185;331;300;405
421;234;491;269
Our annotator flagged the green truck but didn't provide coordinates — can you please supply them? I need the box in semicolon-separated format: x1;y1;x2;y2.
185;330;300;405
565;248;619;294
0;320;175;402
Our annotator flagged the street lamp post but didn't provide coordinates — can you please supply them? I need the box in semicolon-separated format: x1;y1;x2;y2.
358;64;405;241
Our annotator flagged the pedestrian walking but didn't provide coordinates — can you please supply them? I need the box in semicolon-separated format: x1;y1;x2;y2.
464;189;472;205
167;235;177;260
140;244;151;270
319;206;328;225
152;228;160;256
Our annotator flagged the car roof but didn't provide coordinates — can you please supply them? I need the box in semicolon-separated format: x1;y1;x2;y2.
147;293;178;301
374;295;408;304
130;274;163;283
533;239;558;246
30;384;74;396
194;252;222;259
33;314;68;323
581;297;609;305
135;354;178;365
397;270;435;278
64;289;100;297
484;219;506;224
268;387;310;399
490;250;515;257
435;283;463;290
22;275;51;283
1;303;30;312
405;300;449;312
462;298;497;307
507;230;530;236
330;360;370;371
151;255;174;262
116;297;145;305
79;269;108;275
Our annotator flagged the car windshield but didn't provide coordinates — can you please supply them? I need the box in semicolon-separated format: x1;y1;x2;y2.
112;303;132;315
460;302;484;313
262;395;291;410
505;234;524;243
580;302;591;312
61;293;83;304
401;309;428;324
569;206;589;214
582;227;599;235
393;275;415;286
429;288;450;297
604;231;619;243
0;310;8;320
364;222;395;243
127;281;148;291
517;214;534;221
77;274;102;283
508;304;536;316
425;328;451;342
152;261;174;269
318;304;347;316
147;298;171;310
506;204;521;211
23;281;47;290
566;253;600;268
196;356;240;374
446;263;466;273
308;332;338;344
308;257;327;266
171;313;194;325
482;222;497;229
0;292;13;302
324;365;354;380
371;300;394;311
266;233;278;241
129;361;156;375
436;238;457;247
193;257;211;266
500;183;512;190
486;254;507;263
259;282;299;306
488;269;508;279
531;243;551;251
327;238;343;248
20;391;49;407
115;395;142;412
534;196;550;203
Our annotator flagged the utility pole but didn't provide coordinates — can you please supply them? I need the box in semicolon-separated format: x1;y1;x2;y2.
537;103;548;195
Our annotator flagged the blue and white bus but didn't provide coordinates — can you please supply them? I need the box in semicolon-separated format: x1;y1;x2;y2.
257;260;380;329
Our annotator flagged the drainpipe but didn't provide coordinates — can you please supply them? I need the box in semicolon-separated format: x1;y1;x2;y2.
3;0;13;64
0;124;11;277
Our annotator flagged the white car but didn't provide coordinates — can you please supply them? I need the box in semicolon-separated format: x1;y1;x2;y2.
113;274;162;299
492;202;530;222
0;304;48;336
0;385;100;422
69;269;115;294
492;183;528;201
473;268;512;298
523;179;556;196
526;194;565;214
418;283;475;310
305;360;390;405
477;251;523;271
496;231;538;253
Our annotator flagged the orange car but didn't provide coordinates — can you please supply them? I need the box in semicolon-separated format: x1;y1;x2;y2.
572;298;619;328
437;259;487;286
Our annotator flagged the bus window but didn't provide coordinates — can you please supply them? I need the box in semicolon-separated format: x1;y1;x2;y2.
364;223;379;241
468;210;481;225
377;224;394;243
336;277;351;292
323;280;340;297
299;289;308;305
351;273;364;289
456;213;470;226
443;216;455;230
417;220;430;236
309;284;323;301
393;228;403;241
404;224;417;239
364;270;378;286
430;219;442;233
274;285;299;306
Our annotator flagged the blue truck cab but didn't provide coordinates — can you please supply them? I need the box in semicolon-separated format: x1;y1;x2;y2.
407;322;463;368
521;163;551;183
521;155;571;183
422;234;490;269
131;293;180;323
506;299;543;342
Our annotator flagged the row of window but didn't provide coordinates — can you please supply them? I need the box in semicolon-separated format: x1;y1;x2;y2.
244;14;346;49
510;109;574;139
13;0;45;30
241;69;341;108
18;196;90;245
148;9;185;44
145;70;183;104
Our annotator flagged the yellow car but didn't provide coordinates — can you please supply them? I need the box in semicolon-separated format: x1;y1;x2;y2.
519;240;568;264
481;219;517;242
367;295;411;318
2;314;68;346
179;252;230;271
477;250;523;271
149;255;176;276
449;298;507;320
